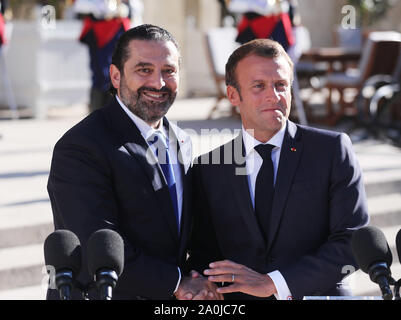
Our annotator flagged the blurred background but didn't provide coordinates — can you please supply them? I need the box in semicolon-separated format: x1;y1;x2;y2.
0;0;401;299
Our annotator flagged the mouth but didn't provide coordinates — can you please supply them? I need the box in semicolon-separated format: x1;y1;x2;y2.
141;90;169;103
260;107;283;114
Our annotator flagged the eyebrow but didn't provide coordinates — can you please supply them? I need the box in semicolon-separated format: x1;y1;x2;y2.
134;62;154;68
251;78;289;84
133;62;178;70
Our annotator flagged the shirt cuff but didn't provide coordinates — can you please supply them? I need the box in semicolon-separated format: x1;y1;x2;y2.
268;270;293;300
173;267;182;293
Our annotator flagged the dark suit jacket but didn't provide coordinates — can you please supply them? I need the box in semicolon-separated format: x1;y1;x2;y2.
47;97;193;300
187;120;369;300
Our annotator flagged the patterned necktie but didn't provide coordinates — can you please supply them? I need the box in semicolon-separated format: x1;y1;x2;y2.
148;133;179;232
254;144;275;244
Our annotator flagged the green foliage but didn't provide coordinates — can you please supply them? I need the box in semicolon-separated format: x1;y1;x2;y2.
347;0;398;26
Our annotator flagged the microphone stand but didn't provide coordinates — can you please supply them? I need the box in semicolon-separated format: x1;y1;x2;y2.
55;277;118;300
393;279;401;300
95;269;118;300
74;281;95;300
55;270;74;300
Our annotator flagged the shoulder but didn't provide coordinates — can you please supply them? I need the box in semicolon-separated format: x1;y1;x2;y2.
295;123;352;147
293;123;357;168
54;108;109;151
295;123;343;139
194;135;241;174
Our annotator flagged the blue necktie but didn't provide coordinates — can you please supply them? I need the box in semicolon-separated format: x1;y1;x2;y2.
148;133;179;232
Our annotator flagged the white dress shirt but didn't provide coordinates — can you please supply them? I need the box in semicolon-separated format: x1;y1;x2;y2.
116;95;183;292
242;123;293;300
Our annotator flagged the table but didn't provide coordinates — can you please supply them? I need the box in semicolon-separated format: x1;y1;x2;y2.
301;47;361;72
299;47;362;125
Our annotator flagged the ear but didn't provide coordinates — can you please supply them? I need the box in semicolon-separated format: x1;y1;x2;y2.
226;85;241;107
110;64;121;91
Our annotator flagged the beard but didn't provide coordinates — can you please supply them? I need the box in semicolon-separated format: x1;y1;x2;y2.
119;77;177;124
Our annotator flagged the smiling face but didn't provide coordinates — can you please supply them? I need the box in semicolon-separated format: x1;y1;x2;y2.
227;54;292;142
110;39;180;127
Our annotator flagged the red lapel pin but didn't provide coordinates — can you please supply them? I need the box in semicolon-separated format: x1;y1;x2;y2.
290;147;296;152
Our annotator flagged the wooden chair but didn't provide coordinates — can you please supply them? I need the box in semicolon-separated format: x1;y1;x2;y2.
354;51;401;139
324;31;401;126
204;27;239;118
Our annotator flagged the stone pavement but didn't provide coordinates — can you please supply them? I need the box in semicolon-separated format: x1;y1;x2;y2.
0;97;401;300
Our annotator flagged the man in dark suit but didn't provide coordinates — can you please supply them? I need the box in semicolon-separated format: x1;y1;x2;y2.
187;39;369;300
47;24;219;300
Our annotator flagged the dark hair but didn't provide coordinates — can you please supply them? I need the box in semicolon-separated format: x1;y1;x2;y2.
225;38;294;93
109;24;180;95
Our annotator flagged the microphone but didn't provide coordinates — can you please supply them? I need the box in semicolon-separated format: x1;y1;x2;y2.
351;226;394;300
44;230;82;300
395;229;401;299
396;229;401;265
87;229;124;300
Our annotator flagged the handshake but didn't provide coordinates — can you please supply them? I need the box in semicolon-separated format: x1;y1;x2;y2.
174;260;277;300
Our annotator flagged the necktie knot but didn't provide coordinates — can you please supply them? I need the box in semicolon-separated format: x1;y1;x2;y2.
148;132;168;149
254;143;274;160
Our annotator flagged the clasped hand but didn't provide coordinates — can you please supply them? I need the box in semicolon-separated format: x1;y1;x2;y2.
203;260;277;297
174;270;224;300
175;260;277;299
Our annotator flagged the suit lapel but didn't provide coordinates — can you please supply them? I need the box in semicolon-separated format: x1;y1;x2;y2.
231;133;267;248
266;121;303;253
105;100;181;244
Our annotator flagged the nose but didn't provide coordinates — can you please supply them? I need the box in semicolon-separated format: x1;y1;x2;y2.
264;84;280;103
148;71;166;90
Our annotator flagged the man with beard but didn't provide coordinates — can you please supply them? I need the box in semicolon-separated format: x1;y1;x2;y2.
47;24;220;300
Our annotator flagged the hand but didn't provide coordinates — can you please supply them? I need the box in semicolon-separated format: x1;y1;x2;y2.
174;270;224;300
204;260;277;297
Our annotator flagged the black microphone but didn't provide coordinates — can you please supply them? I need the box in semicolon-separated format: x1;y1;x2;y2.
395;229;401;299
396;229;401;265
44;230;82;300
87;229;124;300
351;226;394;300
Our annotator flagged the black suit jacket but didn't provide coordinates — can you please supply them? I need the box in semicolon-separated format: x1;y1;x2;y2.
47;97;193;299
187;120;369;300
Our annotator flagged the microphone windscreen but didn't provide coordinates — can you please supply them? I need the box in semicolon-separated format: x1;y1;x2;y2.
396;229;401;264
351;226;392;273
87;229;124;277
44;229;82;275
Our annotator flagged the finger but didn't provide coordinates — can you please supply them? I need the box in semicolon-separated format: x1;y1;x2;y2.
207;274;240;283
216;284;242;294
209;260;241;269
204;267;239;276
192;289;208;300
207;291;225;300
215;292;225;300
207;291;215;300
177;292;193;300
